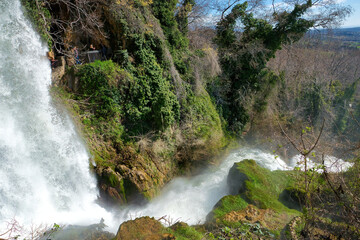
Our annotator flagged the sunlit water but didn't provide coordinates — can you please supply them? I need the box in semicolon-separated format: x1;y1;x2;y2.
0;0;353;237
0;0;112;235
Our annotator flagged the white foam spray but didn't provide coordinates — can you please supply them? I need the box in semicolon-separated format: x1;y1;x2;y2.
111;147;289;228
289;154;353;173
0;0;113;235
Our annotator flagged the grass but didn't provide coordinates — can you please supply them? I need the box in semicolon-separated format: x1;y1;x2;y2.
212;195;248;220
166;224;204;240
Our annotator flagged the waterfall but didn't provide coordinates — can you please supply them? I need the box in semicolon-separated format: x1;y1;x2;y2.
0;1;351;237
112;148;290;227
0;0;111;233
111;148;349;228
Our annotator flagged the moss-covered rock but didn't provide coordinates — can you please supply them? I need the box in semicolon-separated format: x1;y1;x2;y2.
116;217;173;240
115;217;205;240
207;160;301;236
168;222;204;240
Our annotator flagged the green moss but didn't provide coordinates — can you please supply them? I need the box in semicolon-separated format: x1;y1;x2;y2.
235;160;299;213
210;160;301;234
213;195;248;220
168;225;204;240
183;92;222;138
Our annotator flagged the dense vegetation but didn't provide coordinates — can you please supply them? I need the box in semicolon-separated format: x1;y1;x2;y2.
19;0;360;239
40;0;228;204
214;1;314;133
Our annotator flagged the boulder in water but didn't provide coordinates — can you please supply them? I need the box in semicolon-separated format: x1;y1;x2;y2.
208;159;301;236
227;161;249;195
116;217;174;240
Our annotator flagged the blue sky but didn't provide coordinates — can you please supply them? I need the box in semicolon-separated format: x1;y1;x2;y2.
206;0;360;28
344;0;360;27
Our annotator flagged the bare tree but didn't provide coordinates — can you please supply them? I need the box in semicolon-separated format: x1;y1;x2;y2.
0;218;23;240
277;0;352;28
27;0;108;54
193;0;351;28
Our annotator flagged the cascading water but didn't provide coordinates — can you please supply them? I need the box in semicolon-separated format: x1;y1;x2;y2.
0;0;112;233
111;148;350;228
112;148;290;227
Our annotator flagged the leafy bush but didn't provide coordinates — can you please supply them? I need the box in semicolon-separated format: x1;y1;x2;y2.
77;55;179;133
125;34;180;131
77;61;123;119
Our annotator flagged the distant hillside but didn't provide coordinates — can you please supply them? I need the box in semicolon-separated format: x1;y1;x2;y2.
315;27;360;48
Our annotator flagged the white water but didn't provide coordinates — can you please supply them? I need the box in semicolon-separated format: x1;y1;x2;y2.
110;149;350;229
290;154;353;173
0;0;112;235
111;148;289;228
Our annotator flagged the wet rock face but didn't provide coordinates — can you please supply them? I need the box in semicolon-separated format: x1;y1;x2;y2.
51;56;66;85
96;166;149;207
227;162;249;195
96;167;127;206
116;217;175;240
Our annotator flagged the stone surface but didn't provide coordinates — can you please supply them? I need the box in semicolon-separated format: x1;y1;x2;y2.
51;56;66;85
116;217;175;240
227;162;249;195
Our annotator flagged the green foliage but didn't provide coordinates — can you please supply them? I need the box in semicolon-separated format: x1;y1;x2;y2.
175;0;195;34
77;61;123;119
127;33;180;131
21;0;52;49
77;58;179;133
64;59;179;175
151;0;190;77
299;81;324;124
182;92;223;138
152;0;189;51
253;70;283;113
214;1;314;134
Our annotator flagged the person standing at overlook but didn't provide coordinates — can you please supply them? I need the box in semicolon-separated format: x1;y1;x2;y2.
73;46;81;65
